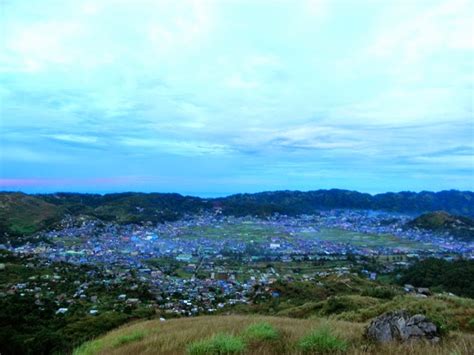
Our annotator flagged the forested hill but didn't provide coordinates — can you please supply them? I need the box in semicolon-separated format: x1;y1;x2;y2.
1;189;473;239
216;190;474;217
406;211;474;240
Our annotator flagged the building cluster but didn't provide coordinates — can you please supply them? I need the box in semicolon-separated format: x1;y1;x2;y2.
4;210;472;315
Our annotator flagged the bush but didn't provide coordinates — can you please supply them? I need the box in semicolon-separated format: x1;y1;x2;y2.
361;286;397;299
298;327;348;353
321;296;357;315
242;322;278;342
187;333;246;354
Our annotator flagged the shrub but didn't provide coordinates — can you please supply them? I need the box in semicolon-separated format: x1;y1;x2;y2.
277;301;324;318
468;318;474;330
187;333;246;354
361;286;397;299
298;327;348;353
321;296;357;315
242;322;278;342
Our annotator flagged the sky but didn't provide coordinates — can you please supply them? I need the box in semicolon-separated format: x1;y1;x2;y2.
0;0;473;196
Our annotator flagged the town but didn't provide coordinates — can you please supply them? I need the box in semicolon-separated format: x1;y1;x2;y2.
4;210;473;317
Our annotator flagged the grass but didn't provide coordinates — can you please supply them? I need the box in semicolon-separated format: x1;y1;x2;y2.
73;339;106;355
242;322;279;342
298;326;348;353
71;314;474;354
271;288;474;334
112;330;147;347
469;318;474;330
187;333;246;354
297;228;430;250
74;330;147;355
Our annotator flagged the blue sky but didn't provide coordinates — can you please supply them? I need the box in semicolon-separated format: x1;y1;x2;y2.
0;0;473;196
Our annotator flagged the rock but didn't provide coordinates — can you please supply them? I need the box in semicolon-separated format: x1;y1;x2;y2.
366;310;440;344
417;287;431;296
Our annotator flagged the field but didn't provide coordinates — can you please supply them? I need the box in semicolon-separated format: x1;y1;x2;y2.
74;315;474;355
299;228;432;249
177;221;288;242
174;220;432;251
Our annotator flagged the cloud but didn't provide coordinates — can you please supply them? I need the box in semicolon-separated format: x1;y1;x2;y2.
0;0;472;193
0;145;71;162
47;134;99;144
369;0;473;59
119;137;233;156
0;177;138;188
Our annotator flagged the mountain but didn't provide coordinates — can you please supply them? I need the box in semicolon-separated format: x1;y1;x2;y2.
406;211;474;240
218;189;474;217
1;189;473;240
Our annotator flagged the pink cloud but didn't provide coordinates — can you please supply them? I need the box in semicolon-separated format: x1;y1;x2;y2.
0;177;138;188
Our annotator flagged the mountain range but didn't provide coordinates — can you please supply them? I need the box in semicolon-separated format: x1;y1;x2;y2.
1;189;473;241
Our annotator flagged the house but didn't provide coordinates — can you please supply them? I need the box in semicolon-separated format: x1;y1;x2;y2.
176;254;193;262
56;308;68;315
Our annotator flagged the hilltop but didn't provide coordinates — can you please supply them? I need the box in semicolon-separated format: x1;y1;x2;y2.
407;211;474;240
74;314;474;355
1;189;473;240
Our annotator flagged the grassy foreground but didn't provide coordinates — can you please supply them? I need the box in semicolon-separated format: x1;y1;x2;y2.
74;315;474;355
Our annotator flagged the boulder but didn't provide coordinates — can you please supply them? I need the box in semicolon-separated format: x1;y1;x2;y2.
366;310;440;344
417;287;431;296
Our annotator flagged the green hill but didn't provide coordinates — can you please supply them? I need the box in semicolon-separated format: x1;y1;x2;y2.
0;192;62;242
407;211;474;240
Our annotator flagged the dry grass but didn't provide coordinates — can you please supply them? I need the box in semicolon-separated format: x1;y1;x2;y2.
74;315;474;355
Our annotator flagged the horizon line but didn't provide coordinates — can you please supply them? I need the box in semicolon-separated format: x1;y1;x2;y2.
1;188;472;199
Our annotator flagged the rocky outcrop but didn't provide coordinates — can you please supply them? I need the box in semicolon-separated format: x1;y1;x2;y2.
366;310;440;344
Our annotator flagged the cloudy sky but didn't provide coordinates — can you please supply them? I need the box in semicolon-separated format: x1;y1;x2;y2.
0;0;473;196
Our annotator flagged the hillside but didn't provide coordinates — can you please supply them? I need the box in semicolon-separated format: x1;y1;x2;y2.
407;211;474;240
1;189;473;240
74;314;474;355
218;189;474;217
0;193;62;243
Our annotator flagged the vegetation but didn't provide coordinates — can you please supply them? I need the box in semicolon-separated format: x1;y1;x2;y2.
227;271;474;334
406;211;474;240
242;322;279;342
2;190;473;242
112;330;147;347
0;252;157;354
399;258;474;298
3;250;474;354
187;333;246;354
0;193;62;245
218;189;474;217
72;315;474;354
297;326;348;353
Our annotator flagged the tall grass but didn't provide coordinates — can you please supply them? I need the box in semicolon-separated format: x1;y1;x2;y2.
242;322;279;342
298;326;348;353
73;339;105;355
187;333;246;354
111;330;146;347
72;315;474;355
